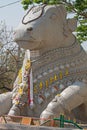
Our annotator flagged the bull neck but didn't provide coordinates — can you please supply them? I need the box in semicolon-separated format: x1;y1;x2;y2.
30;38;82;63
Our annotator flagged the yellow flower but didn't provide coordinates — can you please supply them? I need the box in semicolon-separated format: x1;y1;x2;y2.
25;60;31;70
18;68;22;76
15;100;19;105
39;82;43;90
45;80;49;88
18;88;23;95
49;77;53;84
54;74;57;81
59;71;63;79
34;84;38;94
18;68;22;84
56;94;61;96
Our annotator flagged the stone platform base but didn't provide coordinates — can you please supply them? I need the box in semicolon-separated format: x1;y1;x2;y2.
0;124;80;130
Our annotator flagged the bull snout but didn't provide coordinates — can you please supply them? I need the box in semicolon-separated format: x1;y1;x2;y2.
14;26;34;42
13;28;24;42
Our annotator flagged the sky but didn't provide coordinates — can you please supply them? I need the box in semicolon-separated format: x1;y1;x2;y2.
0;0;25;28
0;0;87;50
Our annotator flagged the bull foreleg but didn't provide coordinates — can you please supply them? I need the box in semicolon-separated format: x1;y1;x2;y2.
0;92;12;116
40;81;86;123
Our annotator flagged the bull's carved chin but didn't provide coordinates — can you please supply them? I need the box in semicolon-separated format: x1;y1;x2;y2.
17;40;42;50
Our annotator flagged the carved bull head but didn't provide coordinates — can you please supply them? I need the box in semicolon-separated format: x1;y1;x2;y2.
14;4;77;54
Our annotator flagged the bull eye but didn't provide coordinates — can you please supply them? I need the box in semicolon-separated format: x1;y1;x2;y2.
27;27;33;31
50;14;57;20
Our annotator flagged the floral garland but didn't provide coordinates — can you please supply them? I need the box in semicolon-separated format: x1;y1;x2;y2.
12;50;34;109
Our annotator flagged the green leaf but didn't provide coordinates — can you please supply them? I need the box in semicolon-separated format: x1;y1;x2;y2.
23;5;29;10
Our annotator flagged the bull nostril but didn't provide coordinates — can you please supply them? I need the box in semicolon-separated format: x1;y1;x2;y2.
27;27;33;31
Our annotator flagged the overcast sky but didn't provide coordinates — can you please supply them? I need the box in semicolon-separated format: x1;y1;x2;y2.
0;0;25;28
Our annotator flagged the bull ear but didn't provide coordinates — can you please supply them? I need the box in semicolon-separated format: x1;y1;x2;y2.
67;18;77;32
63;18;77;36
50;13;57;20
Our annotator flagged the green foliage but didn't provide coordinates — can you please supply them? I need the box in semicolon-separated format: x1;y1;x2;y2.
74;0;87;12
21;0;87;43
76;19;87;43
21;0;62;7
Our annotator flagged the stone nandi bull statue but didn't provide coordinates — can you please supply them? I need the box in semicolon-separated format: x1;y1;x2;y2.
0;4;87;123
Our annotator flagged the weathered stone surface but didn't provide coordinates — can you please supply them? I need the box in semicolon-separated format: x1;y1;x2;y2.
13;4;87;122
0;92;12;116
